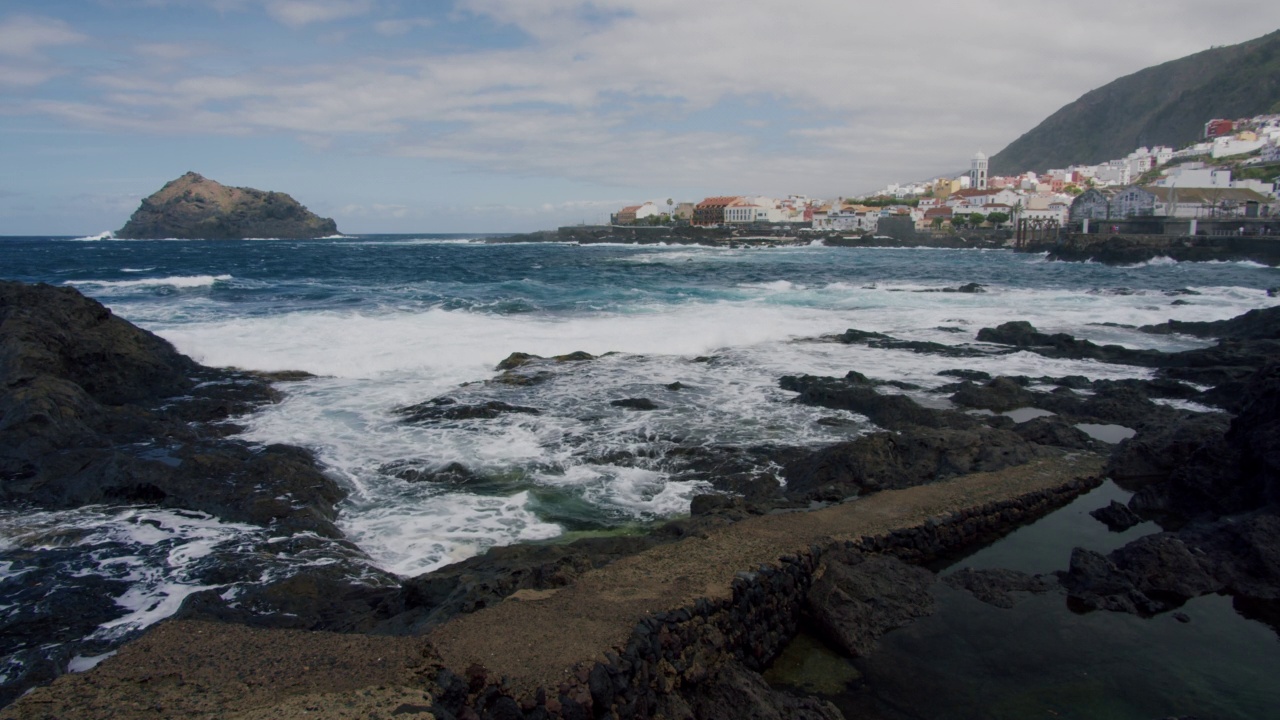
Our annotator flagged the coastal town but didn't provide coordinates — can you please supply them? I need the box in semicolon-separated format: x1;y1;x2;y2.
611;113;1280;238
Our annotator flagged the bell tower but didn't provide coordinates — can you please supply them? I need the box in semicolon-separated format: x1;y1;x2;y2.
969;151;989;191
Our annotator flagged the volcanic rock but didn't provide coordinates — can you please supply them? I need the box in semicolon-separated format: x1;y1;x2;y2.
1090;500;1144;532
805;549;936;657
116;172;338;239
942;567;1055;608
393;398;541;423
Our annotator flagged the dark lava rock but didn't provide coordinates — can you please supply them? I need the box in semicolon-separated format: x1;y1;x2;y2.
1058;547;1168;615
0;281;409;703
1090;500;1144;532
915;282;986;293
384;460;484;485
380;535;660;634
949;377;1038;412
495;352;539;370
942;567;1054;609
938;369;992;382
0;281;344;536
827;328;998;358
977;321;1166;366
1226;361;1280;509
1139;305;1280;341
1013;416;1096;450
0;280;197;405
394;399;540;423
494;350;596;371
782;373;980;431
665;382;687;391
116;172;338;240
806;549;936;657
782;426;1041;502
611;397;659;411
668;658;844;720
1060;512;1280;623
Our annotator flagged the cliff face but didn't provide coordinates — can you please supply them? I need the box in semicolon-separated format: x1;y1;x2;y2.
990;29;1280;175
116;172;339;239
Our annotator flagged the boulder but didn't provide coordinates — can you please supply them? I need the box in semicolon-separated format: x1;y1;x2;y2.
806;549;936;657
1090;500;1143;532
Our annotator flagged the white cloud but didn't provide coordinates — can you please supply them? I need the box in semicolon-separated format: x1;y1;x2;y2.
0;14;85;57
13;1;1280;199
265;0;373;27
373;17;434;36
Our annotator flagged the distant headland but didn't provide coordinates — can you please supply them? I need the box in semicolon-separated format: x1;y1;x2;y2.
116;172;339;239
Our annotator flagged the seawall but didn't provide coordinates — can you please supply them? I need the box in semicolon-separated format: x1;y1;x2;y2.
1035;233;1280;266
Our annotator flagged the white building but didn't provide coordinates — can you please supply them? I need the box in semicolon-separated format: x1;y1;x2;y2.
969;152;989;191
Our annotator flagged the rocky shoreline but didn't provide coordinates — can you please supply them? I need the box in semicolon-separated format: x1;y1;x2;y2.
2;280;1279;717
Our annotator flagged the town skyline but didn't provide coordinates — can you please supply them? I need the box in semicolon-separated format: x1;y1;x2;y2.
3;2;1280;235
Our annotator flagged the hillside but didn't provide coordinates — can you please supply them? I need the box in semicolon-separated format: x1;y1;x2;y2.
117;172;339;239
990;29;1280;175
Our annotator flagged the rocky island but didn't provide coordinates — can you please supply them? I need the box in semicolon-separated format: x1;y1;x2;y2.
115;172;339;240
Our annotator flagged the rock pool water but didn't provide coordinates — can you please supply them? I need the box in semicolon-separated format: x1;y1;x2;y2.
768;481;1280;719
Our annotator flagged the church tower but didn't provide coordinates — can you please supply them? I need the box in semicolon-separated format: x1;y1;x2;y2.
970;151;988;191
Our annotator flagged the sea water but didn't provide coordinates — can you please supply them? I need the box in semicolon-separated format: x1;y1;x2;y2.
1;235;1277;686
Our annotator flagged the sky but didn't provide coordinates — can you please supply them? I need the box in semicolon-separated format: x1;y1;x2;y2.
2;2;1278;235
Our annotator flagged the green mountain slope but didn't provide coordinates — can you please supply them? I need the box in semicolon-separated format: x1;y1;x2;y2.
990;30;1280;175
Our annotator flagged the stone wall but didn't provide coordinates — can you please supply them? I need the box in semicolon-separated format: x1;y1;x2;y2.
428;474;1102;719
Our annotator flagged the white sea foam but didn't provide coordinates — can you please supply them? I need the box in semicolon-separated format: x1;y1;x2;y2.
340;491;562;576
68;274;232;291
71;231;115;242
0;506;265;639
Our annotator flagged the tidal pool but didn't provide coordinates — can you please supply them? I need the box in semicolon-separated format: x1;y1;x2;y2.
767;481;1280;719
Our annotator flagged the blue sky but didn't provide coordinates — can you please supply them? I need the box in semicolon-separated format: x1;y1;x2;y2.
2;1;1278;234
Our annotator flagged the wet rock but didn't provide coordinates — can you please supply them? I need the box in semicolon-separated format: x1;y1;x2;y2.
937;369;991;382
942;567;1054;609
825;329;998;358
495;352;539;370
782;426;1040;502
915;282;986;293
949;377;1038;412
1226;361;1280;508
495;350;596;371
781;374;980;431
381;534;660;634
666;382;687;391
1139;305;1280;341
384;461;484;485
806;549;936;657
976;321;1166;366
1013;416;1096;450
672;658;844;720
1090;500;1143;532
1058;548;1163;615
611;397;659;411
394;399;541;423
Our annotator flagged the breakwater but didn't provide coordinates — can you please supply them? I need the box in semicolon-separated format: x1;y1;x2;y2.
1035;233;1280;266
423;469;1103;720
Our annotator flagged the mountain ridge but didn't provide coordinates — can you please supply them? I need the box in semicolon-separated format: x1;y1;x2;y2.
990;30;1280;175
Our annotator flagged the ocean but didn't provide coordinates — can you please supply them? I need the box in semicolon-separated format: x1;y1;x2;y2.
1;234;1278;700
